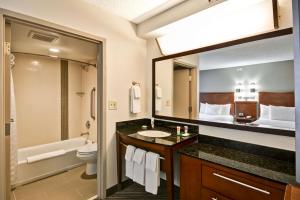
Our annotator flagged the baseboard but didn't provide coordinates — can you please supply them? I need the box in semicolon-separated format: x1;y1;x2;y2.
106;179;133;197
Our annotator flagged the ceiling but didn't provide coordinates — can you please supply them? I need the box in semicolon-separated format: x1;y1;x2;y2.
83;0;185;24
11;22;98;65
197;34;294;70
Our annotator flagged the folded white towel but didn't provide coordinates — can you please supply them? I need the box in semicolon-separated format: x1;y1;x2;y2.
125;145;136;179
145;152;160;195
130;86;141;114
27;150;66;164
155;86;162;99
133;148;146;185
155;99;162;112
133;85;141;99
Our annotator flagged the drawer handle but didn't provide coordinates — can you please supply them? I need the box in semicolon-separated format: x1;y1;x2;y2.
213;173;270;195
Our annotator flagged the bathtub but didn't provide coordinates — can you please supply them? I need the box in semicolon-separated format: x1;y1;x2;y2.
15;137;87;186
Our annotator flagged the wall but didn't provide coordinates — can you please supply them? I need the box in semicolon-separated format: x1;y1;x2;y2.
68;62;83;140
13;54;61;148
155;59;173;116
200;60;295;92
80;65;97;142
0;0;147;188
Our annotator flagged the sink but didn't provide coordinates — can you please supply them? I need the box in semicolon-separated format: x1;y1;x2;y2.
137;130;171;138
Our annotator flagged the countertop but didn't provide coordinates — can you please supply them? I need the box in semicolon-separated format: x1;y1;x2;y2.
116;122;199;146
179;141;296;184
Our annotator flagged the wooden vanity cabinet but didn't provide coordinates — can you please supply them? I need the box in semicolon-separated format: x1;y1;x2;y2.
180;155;286;200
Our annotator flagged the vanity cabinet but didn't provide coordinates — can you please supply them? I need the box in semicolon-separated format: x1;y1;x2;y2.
180;155;286;200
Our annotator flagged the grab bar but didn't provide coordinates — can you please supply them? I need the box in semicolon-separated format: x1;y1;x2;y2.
120;141;165;160
90;87;96;120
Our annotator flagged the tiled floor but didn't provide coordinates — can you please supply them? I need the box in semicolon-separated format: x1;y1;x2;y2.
11;166;97;200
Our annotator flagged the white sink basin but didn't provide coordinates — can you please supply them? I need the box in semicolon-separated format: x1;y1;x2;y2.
137;130;171;138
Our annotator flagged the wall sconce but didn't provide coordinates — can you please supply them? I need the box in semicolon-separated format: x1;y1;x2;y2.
234;82;244;101
156;0;278;55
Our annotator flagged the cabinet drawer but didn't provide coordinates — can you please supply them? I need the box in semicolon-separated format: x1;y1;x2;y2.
202;165;284;200
201;187;231;200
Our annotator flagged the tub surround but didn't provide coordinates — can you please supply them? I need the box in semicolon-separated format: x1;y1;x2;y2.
116;118;199;200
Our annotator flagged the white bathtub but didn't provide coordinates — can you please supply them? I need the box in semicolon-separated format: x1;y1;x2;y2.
15;137;87;186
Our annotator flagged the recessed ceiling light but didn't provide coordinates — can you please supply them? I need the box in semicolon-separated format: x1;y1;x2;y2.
49;48;60;53
31;61;39;66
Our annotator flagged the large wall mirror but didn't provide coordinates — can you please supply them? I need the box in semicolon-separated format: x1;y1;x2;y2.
153;29;295;136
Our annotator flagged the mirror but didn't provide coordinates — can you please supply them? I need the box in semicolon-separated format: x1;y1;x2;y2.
154;32;295;134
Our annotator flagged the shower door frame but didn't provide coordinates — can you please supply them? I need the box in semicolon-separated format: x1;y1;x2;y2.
0;9;107;200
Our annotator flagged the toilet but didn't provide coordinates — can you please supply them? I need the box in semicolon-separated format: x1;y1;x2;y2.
77;142;97;175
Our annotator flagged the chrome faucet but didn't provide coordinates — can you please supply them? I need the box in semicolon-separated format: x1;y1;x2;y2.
151;118;155;129
81;132;90;144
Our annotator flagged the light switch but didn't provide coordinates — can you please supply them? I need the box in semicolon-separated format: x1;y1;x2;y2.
108;101;117;110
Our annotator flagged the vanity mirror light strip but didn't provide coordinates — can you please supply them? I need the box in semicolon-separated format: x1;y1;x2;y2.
213;172;271;195
120;142;165;160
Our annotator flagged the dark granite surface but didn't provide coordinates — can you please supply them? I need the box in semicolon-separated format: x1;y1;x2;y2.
116;119;199;146
179;135;296;184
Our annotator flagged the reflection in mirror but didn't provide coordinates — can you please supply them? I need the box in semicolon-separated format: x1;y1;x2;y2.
155;34;295;131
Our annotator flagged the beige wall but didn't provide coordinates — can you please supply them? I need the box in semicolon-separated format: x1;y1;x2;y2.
0;0;147;188
68;62;83;140
13;54;61;148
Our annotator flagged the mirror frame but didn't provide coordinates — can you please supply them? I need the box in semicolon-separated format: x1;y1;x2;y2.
152;28;295;137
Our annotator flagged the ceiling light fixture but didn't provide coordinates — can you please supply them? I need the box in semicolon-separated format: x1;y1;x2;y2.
49;48;60;53
156;0;278;55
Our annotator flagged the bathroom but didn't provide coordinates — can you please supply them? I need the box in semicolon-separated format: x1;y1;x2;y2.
0;0;300;200
6;20;99;199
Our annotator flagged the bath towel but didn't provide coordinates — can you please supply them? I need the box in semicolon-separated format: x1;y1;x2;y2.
155;86;162;99
145;152;160;195
132;148;146;185
125;145;136;179
133;85;141;99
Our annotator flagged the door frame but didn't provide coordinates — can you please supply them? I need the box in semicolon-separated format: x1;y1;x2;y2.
0;9;107;200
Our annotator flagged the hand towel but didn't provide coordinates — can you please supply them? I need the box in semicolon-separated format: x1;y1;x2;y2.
155;86;162;99
125;145;136;179
133;148;146;185
133;85;141;99
145;152;160;195
155;99;162;112
130;86;141;113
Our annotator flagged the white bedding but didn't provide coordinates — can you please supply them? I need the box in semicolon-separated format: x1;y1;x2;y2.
253;118;295;130
199;113;234;123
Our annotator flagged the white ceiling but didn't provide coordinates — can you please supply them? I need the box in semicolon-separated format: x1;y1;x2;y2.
83;0;185;24
11;22;98;64
198;34;294;70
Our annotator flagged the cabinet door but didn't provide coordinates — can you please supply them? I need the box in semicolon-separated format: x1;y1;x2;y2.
180;155;202;200
201;187;232;200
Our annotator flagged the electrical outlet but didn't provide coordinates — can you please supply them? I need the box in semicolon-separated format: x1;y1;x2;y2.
108;101;117;110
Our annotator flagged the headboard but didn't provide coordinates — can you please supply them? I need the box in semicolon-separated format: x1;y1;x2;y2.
259;92;295;107
200;92;235;115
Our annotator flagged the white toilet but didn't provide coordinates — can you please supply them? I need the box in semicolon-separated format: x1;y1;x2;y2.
77;142;98;175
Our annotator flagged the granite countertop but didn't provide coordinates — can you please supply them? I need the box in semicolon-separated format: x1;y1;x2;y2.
116;119;199;146
179;142;296;184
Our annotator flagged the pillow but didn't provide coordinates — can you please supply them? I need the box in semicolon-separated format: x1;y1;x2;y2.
270;105;295;122
205;103;222;115
220;104;231;115
260;104;270;119
200;103;206;114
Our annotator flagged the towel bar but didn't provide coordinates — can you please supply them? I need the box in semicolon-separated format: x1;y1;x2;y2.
120;141;165;160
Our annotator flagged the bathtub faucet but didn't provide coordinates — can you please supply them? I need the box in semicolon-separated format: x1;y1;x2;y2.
80;132;89;136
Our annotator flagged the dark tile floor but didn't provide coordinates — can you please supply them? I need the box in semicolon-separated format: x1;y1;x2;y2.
106;181;180;200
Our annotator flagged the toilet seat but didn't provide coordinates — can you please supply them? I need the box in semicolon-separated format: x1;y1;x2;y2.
77;143;97;154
